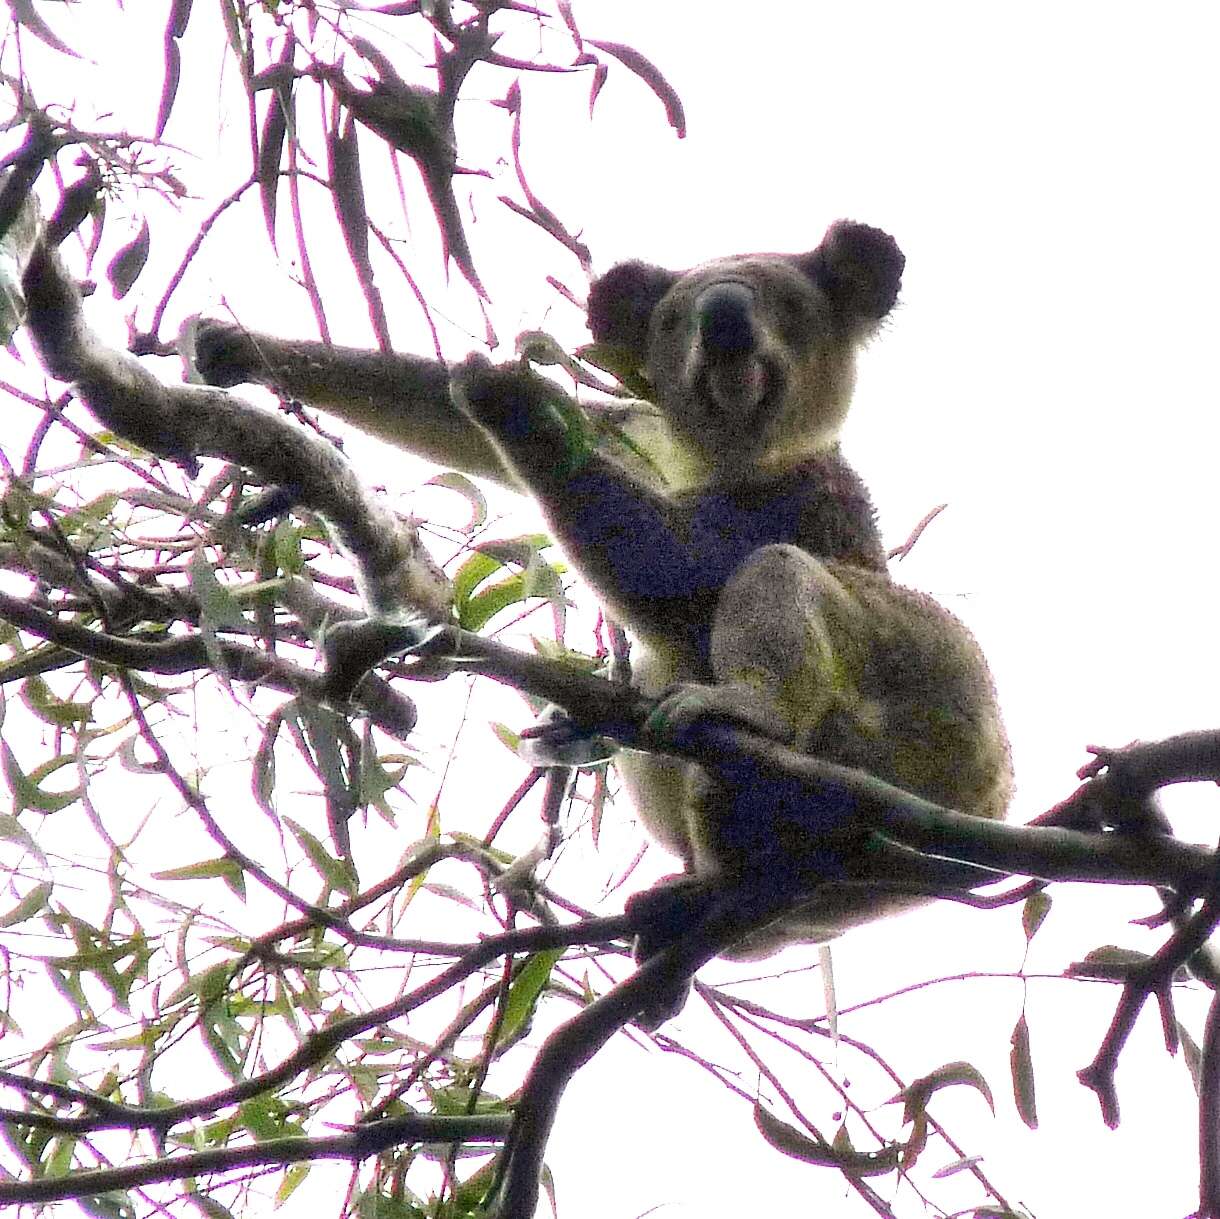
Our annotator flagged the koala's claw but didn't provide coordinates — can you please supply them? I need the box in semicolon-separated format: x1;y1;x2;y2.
518;704;618;768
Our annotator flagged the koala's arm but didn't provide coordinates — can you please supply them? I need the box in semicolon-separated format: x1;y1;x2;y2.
188;321;518;486
187;321;668;491
452;357;728;639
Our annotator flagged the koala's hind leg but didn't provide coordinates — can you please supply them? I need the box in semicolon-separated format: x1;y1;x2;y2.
709;543;876;747
654;544;874;880
699;543;1011;934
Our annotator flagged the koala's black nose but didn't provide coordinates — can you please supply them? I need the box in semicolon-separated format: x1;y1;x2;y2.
696;283;756;356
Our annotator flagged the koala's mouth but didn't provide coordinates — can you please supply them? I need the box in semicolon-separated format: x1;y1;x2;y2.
699;354;777;422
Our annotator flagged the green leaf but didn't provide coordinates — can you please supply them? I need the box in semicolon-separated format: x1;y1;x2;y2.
497;949;563;1046
252;715;280;821
1178;1020;1202;1094
0;882;52;928
355;1188;426;1219
358;732;414;815
274;1164;311;1206
753;1104;903;1177
189;547;249;684
1020;890;1051;943
78;1191;136;1219
453;538;562;630
45;1133;77;1177
460;573;529;632
21;675;93;728
152;857;246;899
200;996;244;1081
8;0;80;58
272;518;304;575
189;549;250;630
57;492;121;537
118;736;165;776
897;1061;995;1125
1071;944;1150;979
426;471;486;532
452;1158;499;1211
573;341;653;400
454;535;551;602
452;549;507;609
257;36;296;243
0;812;43;858
1010;1014;1038;1129
424;1081;508;1119
238;1095;302;1140
188;1193;236;1219
586;38;685;136
106;220;151;299
48;927;151;1013
164;959;233;1010
2;742;83;813
290;701;359;863
285;817;357;895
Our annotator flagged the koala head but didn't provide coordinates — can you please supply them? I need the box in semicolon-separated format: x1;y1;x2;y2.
587;222;904;483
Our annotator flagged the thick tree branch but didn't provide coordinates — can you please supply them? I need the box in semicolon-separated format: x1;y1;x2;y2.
1077;845;1220;1127
1201;989;1220;1219
20;240;451;620
414;623;1220;893
322;619;1220;901
0;586;419;739
491;886;797;1219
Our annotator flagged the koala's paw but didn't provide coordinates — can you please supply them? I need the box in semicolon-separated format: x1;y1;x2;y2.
449;353;540;430
518;704;618;768
642;682;793;751
187;319;257;388
628;873;713;959
626;874;715;1029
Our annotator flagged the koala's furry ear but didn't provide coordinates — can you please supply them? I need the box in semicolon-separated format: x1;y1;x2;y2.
587;261;680;354
798;222;906;323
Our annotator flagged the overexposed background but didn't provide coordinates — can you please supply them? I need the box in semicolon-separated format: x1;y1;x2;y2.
5;2;1220;1216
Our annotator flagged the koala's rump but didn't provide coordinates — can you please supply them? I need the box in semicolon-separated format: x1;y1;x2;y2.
618;559;1012;955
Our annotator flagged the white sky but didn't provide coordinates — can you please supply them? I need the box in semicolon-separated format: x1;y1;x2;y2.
6;1;1220;1217
483;4;1220;1215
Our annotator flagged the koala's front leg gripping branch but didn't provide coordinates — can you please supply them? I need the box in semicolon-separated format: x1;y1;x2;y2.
450;353;597;485
188;321;517;488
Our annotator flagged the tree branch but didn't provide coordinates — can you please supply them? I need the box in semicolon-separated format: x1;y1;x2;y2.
0;586;419;740
0;918;631;1139
491;886;797;1219
0;1113;512;1206
20;238;451;620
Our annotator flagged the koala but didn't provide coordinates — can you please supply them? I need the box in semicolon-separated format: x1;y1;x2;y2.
450;222;1012;961
188;222;1011;975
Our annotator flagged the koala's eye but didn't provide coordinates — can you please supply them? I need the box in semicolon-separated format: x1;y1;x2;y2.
655;303;681;334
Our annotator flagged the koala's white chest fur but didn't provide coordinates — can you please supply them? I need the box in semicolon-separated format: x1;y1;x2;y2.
615;637;704;863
